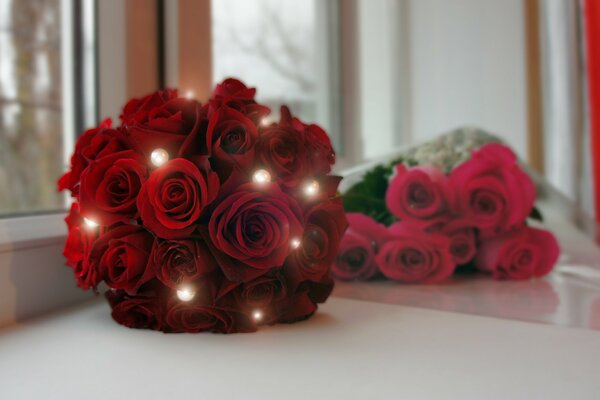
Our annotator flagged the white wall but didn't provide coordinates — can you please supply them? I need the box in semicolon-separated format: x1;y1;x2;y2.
405;0;527;157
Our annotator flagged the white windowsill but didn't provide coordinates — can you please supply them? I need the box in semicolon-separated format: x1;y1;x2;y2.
0;213;67;254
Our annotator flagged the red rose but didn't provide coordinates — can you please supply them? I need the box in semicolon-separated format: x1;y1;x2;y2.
127;97;208;158
79;150;148;226
63;204;100;290
331;213;386;280
286;199;348;283
92;225;155;294
208;78;270;123
285;107;335;175
450;143;535;232
475;225;559;280
276;292;318;323
206;106;258;179
442;221;477;265
386;164;453;227
106;291;164;330
58;120;132;195
138;157;219;239
256;123;309;187
165;301;255;333
120;88;178;125
377;222;455;283
150;238;217;289
208;182;303;282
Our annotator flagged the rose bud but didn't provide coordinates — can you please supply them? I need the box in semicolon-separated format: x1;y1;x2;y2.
207;182;303;282
377;222;455;284
138;157;219;239
63;203;101;290
91;225;155;295
385;164;453;227
150;238;218;289
79;150;148;226
475;225;559;280
331;213;387;280
450;143;536;233
106;292;164;331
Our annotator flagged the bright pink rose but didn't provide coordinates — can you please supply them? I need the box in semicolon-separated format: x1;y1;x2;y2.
386;164;453;227
331;213;387;280
376;222;455;283
450;143;535;232
475;225;559;280
442;221;476;265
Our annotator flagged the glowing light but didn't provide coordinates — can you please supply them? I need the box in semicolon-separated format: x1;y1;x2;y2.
184;90;194;99
150;148;169;167
252;309;264;322
290;237;301;249
177;287;195;302
260;117;272;126
83;217;98;229
252;169;271;184
304;180;320;197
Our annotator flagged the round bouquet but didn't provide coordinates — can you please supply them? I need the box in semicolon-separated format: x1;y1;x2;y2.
58;78;347;333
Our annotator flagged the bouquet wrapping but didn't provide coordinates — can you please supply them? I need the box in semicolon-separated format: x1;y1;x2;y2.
59;79;348;333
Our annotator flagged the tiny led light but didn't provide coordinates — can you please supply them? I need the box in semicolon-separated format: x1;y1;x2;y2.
304;180;319;197
290;238;301;249
150;148;169;167
252;309;264;322
83;217;98;228
260;117;272;126
184;90;194;99
252;169;271;184
177;287;195;302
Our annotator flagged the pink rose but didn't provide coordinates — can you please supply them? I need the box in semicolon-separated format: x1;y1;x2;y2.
376;222;455;283
441;221;476;265
475;225;559;280
385;164;453;227
331;213;387;280
450;143;535;232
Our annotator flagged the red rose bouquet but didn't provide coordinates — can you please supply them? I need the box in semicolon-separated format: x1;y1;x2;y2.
59;78;347;333
334;130;559;283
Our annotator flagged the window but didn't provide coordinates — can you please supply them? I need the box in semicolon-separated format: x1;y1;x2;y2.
211;0;341;153
0;0;96;217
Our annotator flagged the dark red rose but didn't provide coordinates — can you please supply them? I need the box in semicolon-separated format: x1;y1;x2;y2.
286;199;348;284
150;238;218;289
120;88;178;125
91;225;155;294
208;78;270;123
63;204;101;290
165;300;256;333
284;107;335;175
127;97;208;158
208;182;303;282
138;157;219;239
206;106;258;179
276;292;318;323
78;150;148;226
256;122;309;187
106;292;163;330
58;120;133;195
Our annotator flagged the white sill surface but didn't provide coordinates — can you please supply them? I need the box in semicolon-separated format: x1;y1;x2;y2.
0;296;599;400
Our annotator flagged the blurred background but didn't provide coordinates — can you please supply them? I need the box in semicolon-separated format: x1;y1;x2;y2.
0;0;598;223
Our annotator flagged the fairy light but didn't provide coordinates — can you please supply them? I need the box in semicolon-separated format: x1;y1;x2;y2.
303;180;320;197
260;117;272;127
184;90;194;99
176;287;195;302
150;148;169;167
83;217;98;229
290;237;301;249
252;309;264;322
252;169;271;184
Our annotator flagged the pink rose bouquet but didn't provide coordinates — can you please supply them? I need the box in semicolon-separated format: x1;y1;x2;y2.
334;138;560;283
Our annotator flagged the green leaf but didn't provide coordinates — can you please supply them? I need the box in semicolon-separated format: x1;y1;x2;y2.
528;206;543;223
